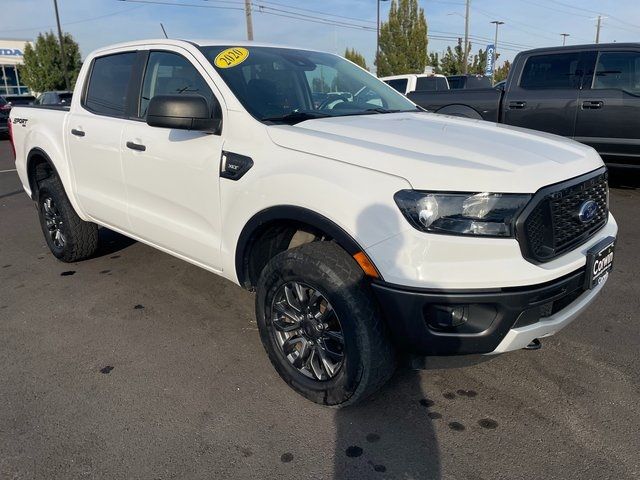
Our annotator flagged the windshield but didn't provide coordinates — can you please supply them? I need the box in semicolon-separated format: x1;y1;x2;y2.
200;46;418;124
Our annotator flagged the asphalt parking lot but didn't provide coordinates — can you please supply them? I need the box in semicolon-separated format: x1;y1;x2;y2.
0;137;639;480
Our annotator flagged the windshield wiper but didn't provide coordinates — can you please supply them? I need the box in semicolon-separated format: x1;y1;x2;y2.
340;108;415;117
363;107;399;114
262;110;332;125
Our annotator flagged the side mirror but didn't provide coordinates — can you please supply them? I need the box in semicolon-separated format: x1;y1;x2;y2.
146;94;221;134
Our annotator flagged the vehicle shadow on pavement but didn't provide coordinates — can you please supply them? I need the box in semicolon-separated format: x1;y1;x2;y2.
333;368;441;479
92;227;137;258
332;204;442;479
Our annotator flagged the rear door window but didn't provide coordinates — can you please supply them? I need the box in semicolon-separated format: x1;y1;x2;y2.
84;52;137;116
592;51;640;94
519;52;585;89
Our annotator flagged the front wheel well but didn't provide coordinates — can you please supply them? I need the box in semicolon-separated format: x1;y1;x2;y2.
235;207;367;290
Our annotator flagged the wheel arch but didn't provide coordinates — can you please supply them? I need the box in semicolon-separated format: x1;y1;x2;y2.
435;104;483;119
26;147;62;200
235;205;369;290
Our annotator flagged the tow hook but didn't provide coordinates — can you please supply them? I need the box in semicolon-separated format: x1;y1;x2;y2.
524;338;542;350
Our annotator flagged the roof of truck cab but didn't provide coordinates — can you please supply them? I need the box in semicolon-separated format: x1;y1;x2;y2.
518;42;640;55
88;39;326;56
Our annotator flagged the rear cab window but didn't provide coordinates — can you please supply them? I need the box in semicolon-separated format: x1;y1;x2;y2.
83;52;137;117
385;78;409;94
415;77;448;91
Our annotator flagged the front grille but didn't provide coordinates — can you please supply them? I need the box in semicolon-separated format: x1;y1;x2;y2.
519;169;608;263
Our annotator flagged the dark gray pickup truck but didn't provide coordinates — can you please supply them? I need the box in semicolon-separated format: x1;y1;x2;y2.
409;44;640;167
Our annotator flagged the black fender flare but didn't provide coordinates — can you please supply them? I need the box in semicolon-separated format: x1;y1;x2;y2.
235;205;366;288
26;147;62;199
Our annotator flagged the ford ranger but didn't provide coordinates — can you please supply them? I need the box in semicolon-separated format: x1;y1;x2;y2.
8;40;617;406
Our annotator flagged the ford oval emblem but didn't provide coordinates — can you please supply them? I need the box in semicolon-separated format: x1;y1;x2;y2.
578;200;598;223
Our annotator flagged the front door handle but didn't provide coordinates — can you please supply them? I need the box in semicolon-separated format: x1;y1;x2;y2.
508;101;527;109
582;100;604;109
71;128;85;137
126;141;146;152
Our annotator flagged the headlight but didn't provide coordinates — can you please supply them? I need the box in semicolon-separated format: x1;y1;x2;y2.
394;190;531;237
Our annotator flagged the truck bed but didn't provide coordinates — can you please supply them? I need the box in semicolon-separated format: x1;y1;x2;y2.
407;88;503;122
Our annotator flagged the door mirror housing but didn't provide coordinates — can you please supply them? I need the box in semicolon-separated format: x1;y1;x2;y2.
146;94;221;134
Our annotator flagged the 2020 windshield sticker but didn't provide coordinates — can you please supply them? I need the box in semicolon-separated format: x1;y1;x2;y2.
214;47;249;69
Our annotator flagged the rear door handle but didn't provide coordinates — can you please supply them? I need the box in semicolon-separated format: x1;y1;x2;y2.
582;100;604;109
508;101;527;109
126;141;146;152
71;128;85;137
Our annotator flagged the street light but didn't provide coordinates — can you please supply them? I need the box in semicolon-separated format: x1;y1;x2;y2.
561;33;570;46
52;0;70;90
376;0;390;71
490;21;504;84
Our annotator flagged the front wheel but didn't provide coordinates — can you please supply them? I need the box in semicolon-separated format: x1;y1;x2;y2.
255;241;396;407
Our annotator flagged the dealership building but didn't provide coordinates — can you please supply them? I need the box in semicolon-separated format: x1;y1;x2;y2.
1;39;32;96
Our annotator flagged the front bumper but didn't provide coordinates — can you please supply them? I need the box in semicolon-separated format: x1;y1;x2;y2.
371;267;608;355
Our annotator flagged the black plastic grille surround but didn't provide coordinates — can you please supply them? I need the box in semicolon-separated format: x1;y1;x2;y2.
517;168;609;263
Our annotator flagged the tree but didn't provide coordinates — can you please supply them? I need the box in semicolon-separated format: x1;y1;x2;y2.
344;48;368;70
439;38;468;76
19;31;82;92
376;0;428;76
427;52;441;73
438;39;488;76
493;59;511;83
469;47;487;75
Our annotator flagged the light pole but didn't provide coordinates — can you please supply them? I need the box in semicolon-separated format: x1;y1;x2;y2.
376;0;389;71
244;0;254;41
595;15;603;44
561;33;570;46
490;20;504;84
463;0;470;74
52;0;70;90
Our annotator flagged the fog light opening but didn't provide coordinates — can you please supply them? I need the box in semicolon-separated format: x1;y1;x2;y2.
425;304;469;330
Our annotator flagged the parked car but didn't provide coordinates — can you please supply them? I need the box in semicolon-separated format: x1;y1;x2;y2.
494;80;506;90
409;43;640;168
447;75;492;89
8;40;617;406
3;95;35;106
0;96;10;134
381;73;449;94
33;91;73;106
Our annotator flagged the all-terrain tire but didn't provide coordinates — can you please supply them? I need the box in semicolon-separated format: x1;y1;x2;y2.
37;176;99;262
256;241;396;407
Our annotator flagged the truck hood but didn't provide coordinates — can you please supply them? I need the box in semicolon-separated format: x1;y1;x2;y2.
266;112;604;193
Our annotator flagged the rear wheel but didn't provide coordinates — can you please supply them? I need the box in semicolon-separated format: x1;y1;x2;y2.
256;241;396;407
37;176;99;262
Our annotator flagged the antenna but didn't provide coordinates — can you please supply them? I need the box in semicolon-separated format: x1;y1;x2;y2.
160;22;169;39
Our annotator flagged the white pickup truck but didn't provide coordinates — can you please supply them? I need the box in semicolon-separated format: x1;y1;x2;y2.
8;39;617;406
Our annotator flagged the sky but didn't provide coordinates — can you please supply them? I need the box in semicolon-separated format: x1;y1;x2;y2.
3;0;640;70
